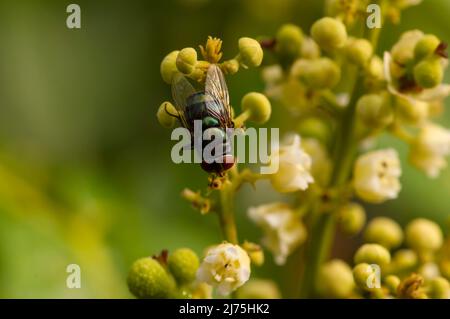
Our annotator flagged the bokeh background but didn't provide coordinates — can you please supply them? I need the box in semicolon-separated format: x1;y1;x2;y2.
0;0;448;298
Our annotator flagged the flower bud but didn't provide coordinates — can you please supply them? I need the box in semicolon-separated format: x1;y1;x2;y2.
353;263;378;291
414;34;441;62
242;241;264;266
127;257;176;299
367;56;384;79
296;117;331;144
160;50;180;84
337;202;366;236
311;17;347;52
419;262;440;280
428;277;450;299
384;275;400;296
168;248;200;285
236;279;281;299
354;244;391;267
292;58;341;89
176;47;198;74
356;93;393;129
241;92;271;124
238;37;263;68
392;249;418;273
391;30;424;65
413;57;443;89
364;217;403;250
301;37;320;59
275;24;303;61
395;96;429;125
316;259;355;298
345;38;373;67
405;218;443;253
157;102;177;128
221;59;240;74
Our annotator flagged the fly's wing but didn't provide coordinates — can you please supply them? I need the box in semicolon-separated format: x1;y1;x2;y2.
204;64;233;127
171;73;197;131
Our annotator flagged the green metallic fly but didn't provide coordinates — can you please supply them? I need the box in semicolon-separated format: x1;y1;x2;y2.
170;64;235;174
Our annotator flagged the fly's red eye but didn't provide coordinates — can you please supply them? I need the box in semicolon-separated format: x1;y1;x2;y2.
201;155;235;174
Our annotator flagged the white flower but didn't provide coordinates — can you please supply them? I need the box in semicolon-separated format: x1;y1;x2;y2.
248;202;307;265
196;243;250;296
409;122;450;178
267;134;314;193
353;149;402;203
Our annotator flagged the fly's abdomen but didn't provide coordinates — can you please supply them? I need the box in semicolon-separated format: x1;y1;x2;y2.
186;92;234;174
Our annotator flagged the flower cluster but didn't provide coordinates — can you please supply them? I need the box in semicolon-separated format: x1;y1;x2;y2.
317;217;450;299
128;0;450;299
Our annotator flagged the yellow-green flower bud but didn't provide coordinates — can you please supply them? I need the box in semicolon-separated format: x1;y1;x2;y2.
414;34;441;62
405;218;443;253
316;259;355;298
296;117;331;144
236;279;281;299
384;275;401;296
391;30;424;65
221;59;240;74
337;202;366;236
419;262;440;280
160;50;180;84
242;241;264;266
356;93;393;129
428;277;450;299
167;248;200;284
238;37;263;68
157;101;177;128
301;37;320;59
176;47;198;74
395;96;429;125
345;38;373;67
364;217;403;250
311;17;347;52
292;58;341;89
354;244;391;267
392;249;418;272
240;92;271;124
275;24;303;61
127;257;176;299
367;56;384;79
353;263;378;291
413;57;443;89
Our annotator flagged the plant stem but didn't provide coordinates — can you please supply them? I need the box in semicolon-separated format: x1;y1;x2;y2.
299;73;364;298
218;179;238;244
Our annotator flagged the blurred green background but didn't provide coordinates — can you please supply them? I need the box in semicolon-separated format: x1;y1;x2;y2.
0;0;448;298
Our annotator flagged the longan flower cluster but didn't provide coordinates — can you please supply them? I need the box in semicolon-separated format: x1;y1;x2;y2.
318;217;450;299
130;0;449;300
254;0;449;299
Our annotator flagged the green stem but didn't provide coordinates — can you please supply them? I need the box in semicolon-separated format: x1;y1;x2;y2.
297;0;390;298
299;74;364;298
218;180;238;244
